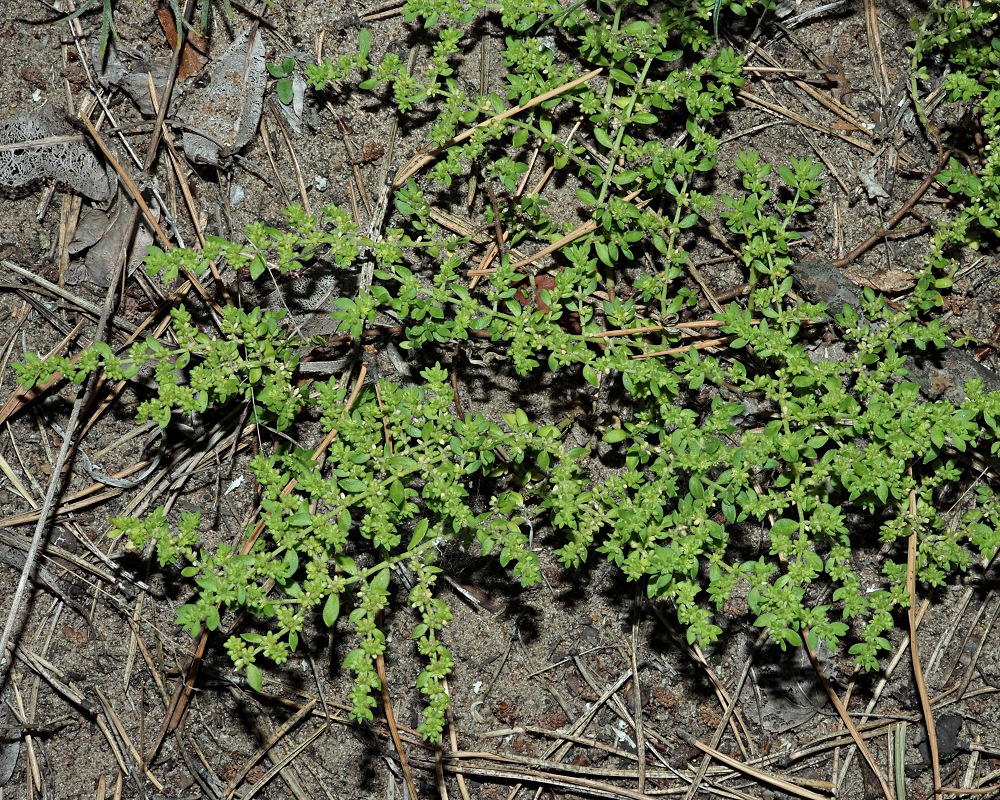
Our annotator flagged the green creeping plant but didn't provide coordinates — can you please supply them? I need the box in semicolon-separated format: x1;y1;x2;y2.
16;0;1000;740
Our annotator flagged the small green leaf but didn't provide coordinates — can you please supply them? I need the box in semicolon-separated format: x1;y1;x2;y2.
630;112;658;125
371;567;391;592
336;555;358;575
609;68;635;86
323;593;340;627
388;455;418;471
409;519;429;550
246;663;263;691
339;477;367;493
249;254;266;280
390;479;405;507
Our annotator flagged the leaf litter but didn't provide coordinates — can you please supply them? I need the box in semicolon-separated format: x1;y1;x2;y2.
0;105;113;203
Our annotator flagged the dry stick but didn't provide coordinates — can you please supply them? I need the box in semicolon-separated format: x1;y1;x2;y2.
742;65;829;76
808;634;893;800
9;673;42;792
413;757;658;800
739;91;878;156
950;598;1000;704
435;741;450;800
435;748;740;784
374;618;421;800
501;667;635;800
834;150;952;267
327;103;373;215
681;737;830;800
926;587;975;681
633;336;735;358
94;686;166;792
0;528;137;601
2;260;140;335
267;97;312;214
258;116;293;206
482;724;670;766
908;485;943;800
146;78;234;307
392;69;603;190
122;593;143;693
941;782;1000;796
0;188;131;679
429;206;527;260
360;0;406;19
831;599;930;792
937;593;988;691
24;603;62;792
77;115;171;248
237;724;327;800
95;713;132;787
686;260;725;314
468;152;530;283
144;623;208;765
682;629;768;800
861;0;892;104
221;695;317;796
9;644;95;716
442;678;472;800
511;220;599;271
119;602;169;706
508;188;641;273
646;604;754;759
755;75;853;196
57;193;83;288
744;41;875;140
628;599;646;796
468;119;583;288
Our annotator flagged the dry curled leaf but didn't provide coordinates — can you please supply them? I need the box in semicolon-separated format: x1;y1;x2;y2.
68;195;157;287
94;37;172;118
0;105;113;203
176;26;266;166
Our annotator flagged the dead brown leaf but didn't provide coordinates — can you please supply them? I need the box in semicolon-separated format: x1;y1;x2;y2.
155;7;209;81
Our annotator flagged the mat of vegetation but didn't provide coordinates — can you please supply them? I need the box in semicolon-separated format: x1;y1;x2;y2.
1;0;1000;797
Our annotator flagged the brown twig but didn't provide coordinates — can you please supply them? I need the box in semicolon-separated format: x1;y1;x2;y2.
833;150;953;266
803;629;893;800
908;483;943;800
681;735;832;800
393;69;603;189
